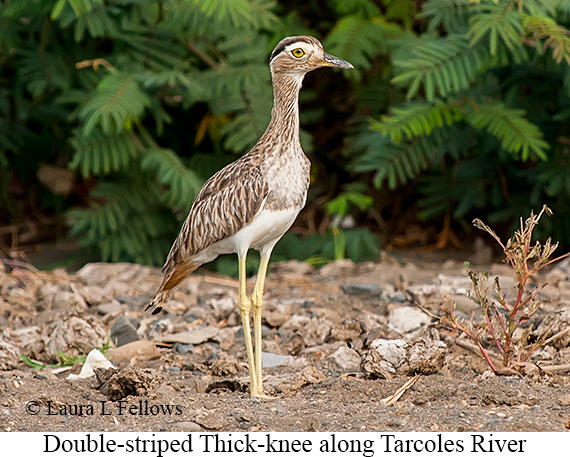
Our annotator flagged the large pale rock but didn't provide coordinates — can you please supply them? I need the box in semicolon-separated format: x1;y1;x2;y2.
328;345;361;371
362;338;447;378
0;337;21;370
158;326;219;345
2;326;45;360
389;306;431;334
46;315;107;360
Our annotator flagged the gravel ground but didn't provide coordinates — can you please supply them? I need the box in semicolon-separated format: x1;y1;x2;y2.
1;250;570;432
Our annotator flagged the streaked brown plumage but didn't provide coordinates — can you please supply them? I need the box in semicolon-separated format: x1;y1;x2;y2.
147;36;353;397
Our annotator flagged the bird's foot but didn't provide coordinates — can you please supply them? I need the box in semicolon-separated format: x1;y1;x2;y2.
250;390;275;401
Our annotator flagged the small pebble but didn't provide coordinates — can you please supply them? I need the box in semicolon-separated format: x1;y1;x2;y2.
341;283;383;297
391;291;407;303
174;343;193;355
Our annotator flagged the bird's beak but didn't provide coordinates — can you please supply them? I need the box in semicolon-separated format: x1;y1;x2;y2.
322;53;354;69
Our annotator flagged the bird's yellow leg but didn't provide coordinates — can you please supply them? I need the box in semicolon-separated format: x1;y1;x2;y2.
251;254;271;398
238;256;258;396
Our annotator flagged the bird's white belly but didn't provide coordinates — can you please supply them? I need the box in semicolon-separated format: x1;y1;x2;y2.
190;207;300;264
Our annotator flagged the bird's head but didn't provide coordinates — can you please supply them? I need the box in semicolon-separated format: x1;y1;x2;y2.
269;36;353;78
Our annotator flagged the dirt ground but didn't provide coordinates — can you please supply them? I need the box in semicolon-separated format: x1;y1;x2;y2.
1;248;570;432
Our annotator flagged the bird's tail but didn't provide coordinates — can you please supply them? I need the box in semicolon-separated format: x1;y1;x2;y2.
145;261;197;315
145;289;170;315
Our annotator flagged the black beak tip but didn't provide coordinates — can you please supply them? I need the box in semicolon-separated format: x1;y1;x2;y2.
324;53;354;70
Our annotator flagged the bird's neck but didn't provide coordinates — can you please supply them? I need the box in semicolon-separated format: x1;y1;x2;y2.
262;72;304;147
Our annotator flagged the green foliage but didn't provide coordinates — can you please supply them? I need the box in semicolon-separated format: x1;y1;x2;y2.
4;0;570;272
352;0;570;243
325;183;373;218
392;35;492;100
372;100;462;144
467;102;549;160
78;72;151;136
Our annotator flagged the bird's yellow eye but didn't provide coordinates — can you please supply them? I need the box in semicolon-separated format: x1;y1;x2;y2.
291;48;306;58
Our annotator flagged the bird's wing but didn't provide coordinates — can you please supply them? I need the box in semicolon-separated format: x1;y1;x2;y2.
161;157;269;275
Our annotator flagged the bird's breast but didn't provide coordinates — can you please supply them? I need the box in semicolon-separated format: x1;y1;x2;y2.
263;148;310;212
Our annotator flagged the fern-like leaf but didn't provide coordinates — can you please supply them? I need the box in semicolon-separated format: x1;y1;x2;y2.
420;0;470;33
371;100;463;144
324;15;388;73
350;131;432;189
190;0;255;29
69;127;138;177
467;101;549;160
79;72;151;136
392;35;491;100
524;14;570;64
140;147;203;213
329;0;380;18
467;3;525;56
122;32;188;73
383;0;415;27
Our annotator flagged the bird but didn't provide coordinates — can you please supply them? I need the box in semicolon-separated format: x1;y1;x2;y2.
146;36;353;398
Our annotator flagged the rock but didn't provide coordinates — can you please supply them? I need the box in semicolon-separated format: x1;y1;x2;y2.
172;421;203;432
52;290;87;311
546;257;570;284
262;352;293;368
36;283;60;301
111;316;140;347
194;411;229;430
327;346;361;371
210;353;240;376
272;260;312;276
216;327;237;351
71;283;106;306
437;274;473;294
96;367;160;401
2;326;44;360
278;366;326;395
388;306;431;334
559;395;570;407
390;291;407;303
363;339;407;378
330;318;363;342
77;263;155;296
280;314;332;345
451;295;480;317
362;338;447;378
46;315;107;360
96;300;125;316
67;349;115;380
206;297;235;319
273;330;306;355
319;259;355;277
106;340;161;363
77;263;119;286
148;319;174;340
341;283;383;297
0;337;20;370
471;237;493;264
301;341;345;359
116;295;148;308
480;370;495;381
173;343;193;355
404;339;447;374
264;309;291;327
158;326;219;345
